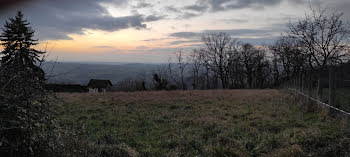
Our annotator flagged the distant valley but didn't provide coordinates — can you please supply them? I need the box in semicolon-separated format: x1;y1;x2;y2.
42;62;164;85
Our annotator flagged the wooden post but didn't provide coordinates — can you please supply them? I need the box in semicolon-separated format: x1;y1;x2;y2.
301;73;304;92
316;71;324;101
307;73;313;112
328;66;336;116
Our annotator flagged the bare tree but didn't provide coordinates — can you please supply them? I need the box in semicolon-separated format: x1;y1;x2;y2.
200;32;240;88
270;36;307;83
251;48;269;88
288;7;350;98
167;50;188;90
176;50;188;90
240;43;258;88
188;49;202;89
152;66;169;90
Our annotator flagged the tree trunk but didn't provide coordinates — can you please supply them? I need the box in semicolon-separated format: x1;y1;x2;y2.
181;74;185;90
206;67;210;89
192;71;196;89
248;75;252;89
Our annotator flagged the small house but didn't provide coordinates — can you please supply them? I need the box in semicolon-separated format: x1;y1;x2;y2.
88;79;112;94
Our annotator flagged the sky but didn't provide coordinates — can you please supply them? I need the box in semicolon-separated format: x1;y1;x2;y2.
1;0;350;63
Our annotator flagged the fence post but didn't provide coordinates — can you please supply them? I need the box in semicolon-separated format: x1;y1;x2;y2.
306;73;314;112
317;72;323;100
328;66;336;117
301;73;304;92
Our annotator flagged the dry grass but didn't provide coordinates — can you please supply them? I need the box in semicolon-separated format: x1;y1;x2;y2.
58;89;350;156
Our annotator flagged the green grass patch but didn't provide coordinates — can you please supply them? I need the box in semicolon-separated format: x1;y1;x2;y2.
58;90;350;156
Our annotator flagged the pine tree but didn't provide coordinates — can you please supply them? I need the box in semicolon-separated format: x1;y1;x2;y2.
0;11;59;156
1;10;45;80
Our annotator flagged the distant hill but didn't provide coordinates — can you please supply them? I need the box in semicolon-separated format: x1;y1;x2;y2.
42;62;164;85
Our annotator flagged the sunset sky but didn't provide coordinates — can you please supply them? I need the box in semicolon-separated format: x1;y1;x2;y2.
1;0;350;63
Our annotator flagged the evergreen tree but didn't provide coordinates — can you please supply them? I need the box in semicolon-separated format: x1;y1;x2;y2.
1;10;45;80
0;11;58;156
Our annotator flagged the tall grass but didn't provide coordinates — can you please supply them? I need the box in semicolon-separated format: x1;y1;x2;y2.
58;90;350;156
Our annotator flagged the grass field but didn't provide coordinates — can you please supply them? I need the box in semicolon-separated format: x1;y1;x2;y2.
58;90;350;157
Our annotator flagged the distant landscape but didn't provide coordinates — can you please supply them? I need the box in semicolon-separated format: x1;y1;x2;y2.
2;0;350;157
42;62;163;85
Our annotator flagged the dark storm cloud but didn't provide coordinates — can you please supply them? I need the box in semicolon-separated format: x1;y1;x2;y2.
0;0;163;40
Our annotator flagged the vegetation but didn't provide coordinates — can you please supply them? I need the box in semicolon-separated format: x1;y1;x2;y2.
58;90;350;156
1;7;350;157
0;11;59;156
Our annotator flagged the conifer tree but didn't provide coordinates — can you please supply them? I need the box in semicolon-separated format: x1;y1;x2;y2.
1;10;45;80
0;11;58;156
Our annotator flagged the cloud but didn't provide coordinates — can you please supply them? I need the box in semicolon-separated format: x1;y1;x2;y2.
168;28;281;46
0;0;35;13
169;32;202;38
203;29;275;36
169;40;201;45
133;0;152;9
0;0;163;40
183;0;283;12
238;37;279;45
93;45;115;49
166;6;181;13
165;0;299;20
136;46;148;49
220;18;249;23
3;0;349;43
184;4;208;12
224;0;282;10
144;15;165;21
178;12;202;19
141;37;170;42
169;29;277;39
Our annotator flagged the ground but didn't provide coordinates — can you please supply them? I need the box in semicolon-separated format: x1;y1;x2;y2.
58;89;350;157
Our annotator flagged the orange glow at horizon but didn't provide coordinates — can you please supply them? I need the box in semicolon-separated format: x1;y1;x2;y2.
32;27;189;56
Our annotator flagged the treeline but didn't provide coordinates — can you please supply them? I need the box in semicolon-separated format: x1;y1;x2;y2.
115;8;350;92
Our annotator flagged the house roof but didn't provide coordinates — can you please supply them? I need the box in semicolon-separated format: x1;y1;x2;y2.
88;79;112;88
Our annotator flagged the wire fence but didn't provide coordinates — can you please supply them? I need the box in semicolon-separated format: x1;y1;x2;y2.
284;63;350;118
288;88;350;116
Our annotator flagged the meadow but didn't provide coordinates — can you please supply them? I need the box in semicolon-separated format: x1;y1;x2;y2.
58;90;350;157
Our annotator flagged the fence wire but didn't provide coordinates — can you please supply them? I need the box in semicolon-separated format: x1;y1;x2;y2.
283;63;350;116
289;88;350;116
